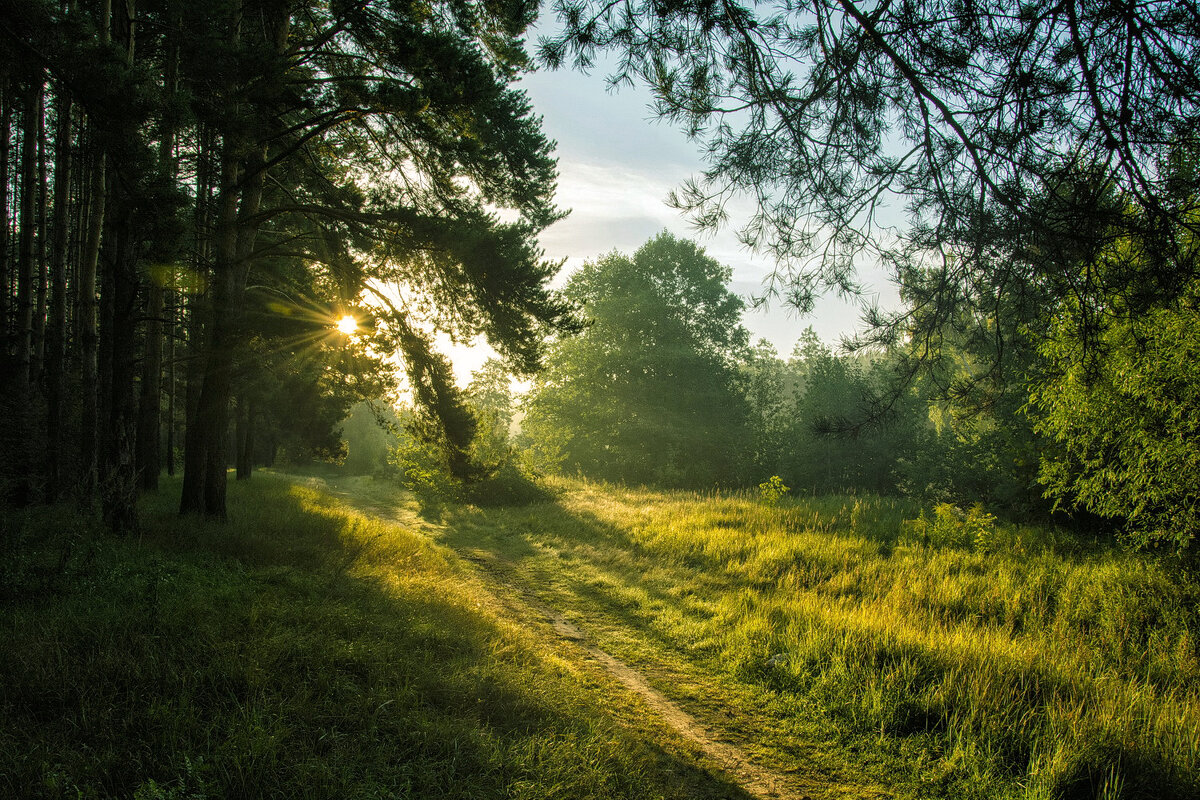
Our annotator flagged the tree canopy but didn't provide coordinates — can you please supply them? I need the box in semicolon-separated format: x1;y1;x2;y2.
539;0;1200;362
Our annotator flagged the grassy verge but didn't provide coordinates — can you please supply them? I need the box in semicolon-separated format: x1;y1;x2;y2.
0;473;746;800
341;475;1200;800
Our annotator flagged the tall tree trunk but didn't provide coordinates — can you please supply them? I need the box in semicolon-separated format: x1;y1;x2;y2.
79;145;104;502
180;146;239;518
78;0;111;500
181;3;287;518
182;125;212;488
165;283;176;476
99;0;139;532
44;87;72;500
99;217;139;531
138;280;164;490
0;71;12;381
235;394;253;480
136;2;178;492
2;73;44;504
33;82;48;382
16;74;41;390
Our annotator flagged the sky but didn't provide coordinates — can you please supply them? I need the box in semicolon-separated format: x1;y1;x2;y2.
443;22;901;382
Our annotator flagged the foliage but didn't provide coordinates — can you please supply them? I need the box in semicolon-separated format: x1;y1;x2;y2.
782;332;928;495
739;339;797;479
539;0;1200;373
384;360;551;509
465;358;518;479
0;0;574;520
904;502;1000;552
1032;273;1200;552
339;401;402;476
388;427;463;508
757;475;789;507
523;233;752;488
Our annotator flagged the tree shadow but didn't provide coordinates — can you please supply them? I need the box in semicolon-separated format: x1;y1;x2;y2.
0;473;757;799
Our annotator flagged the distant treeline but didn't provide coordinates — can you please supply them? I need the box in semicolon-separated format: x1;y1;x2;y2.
352;231;1200;555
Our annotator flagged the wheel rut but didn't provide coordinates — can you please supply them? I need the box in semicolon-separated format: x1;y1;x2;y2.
545;610;803;800
317;476;888;800
458;551;836;800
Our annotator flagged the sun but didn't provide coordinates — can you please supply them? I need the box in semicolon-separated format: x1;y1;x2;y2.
335;315;357;335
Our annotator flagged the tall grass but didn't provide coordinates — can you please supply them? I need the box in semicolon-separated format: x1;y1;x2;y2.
437;479;1200;799
0;473;741;799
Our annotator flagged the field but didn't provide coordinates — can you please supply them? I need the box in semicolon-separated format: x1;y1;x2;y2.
3;471;1197;799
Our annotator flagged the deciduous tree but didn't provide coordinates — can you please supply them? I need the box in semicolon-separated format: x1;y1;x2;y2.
524;233;750;487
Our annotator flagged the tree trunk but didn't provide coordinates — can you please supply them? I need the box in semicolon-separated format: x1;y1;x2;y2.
136;5;178;492
136;282;163;490
181;122;212;496
16;75;41;390
165;284;176;476
235;394;253;480
0;71;12;382
34;81;48;382
44;88;72;500
76;0;114;503
79;139;107;503
180;146;239;518
180;2;287;519
98;0;139;533
98;216;140;531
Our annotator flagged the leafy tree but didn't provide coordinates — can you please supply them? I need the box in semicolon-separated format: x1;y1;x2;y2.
780;332;912;494
466;358;517;476
341;400;402;476
178;0;573;517
1032;240;1200;552
523;233;751;487
740;338;794;479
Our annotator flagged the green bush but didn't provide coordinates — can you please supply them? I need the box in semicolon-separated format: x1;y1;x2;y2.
758;475;790;507
905;502;998;551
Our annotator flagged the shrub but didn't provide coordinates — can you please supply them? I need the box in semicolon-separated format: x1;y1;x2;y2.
905;502;998;550
758;475;790;507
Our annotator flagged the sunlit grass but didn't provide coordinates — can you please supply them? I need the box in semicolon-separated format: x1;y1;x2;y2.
422;477;1200;799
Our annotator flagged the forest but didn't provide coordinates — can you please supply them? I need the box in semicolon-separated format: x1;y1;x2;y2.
2;0;1199;798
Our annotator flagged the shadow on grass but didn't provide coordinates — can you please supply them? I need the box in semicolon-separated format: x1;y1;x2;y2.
0;473;752;800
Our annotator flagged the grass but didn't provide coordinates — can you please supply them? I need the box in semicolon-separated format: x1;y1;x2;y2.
6;471;1196;799
0;473;749;799
334;475;1200;800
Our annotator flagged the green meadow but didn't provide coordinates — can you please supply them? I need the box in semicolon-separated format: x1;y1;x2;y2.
334;474;1200;800
3;471;1197;799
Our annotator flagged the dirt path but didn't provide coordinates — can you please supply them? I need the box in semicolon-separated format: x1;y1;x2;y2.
545;609;819;800
454;544;826;800
318;475;882;800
